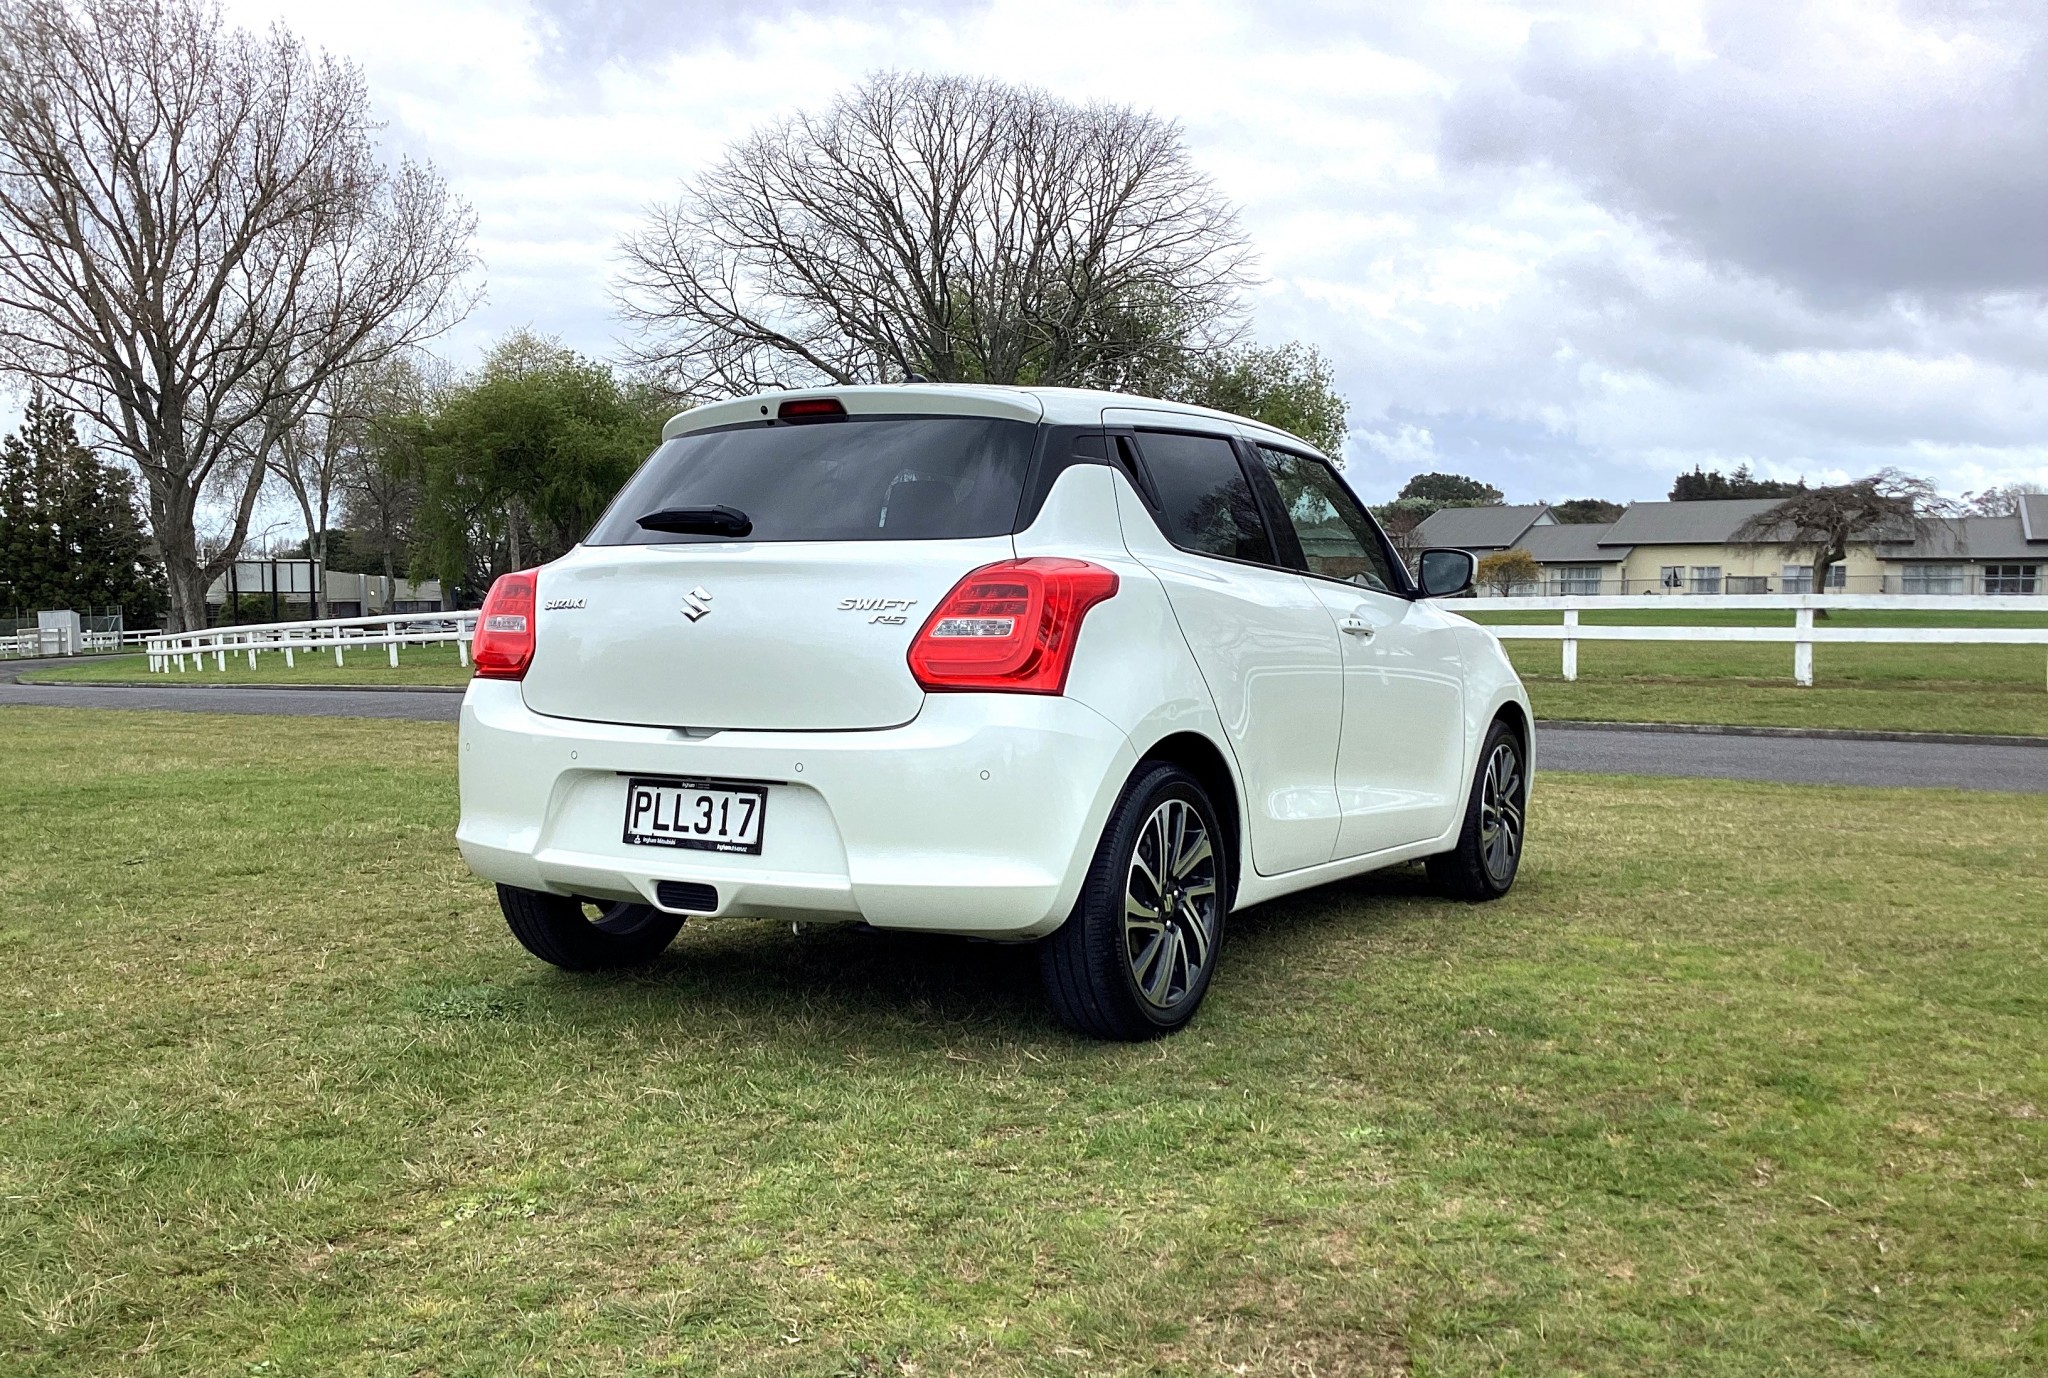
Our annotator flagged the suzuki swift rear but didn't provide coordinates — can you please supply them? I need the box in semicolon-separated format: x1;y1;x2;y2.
458;385;1534;1039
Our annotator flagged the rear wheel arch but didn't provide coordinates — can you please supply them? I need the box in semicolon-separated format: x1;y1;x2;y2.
1131;731;1242;909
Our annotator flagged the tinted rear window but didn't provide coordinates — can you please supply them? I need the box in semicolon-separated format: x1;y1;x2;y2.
1128;430;1275;565
586;416;1038;545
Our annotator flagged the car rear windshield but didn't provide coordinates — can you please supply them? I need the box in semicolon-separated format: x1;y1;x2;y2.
585;415;1039;545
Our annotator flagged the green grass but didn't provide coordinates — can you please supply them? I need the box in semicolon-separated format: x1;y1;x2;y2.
21;644;473;687
1459;608;2048;736
2;708;2044;1375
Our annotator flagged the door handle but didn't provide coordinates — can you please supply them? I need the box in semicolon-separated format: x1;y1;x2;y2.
1339;618;1374;638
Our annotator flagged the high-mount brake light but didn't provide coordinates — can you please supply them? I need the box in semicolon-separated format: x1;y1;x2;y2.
473;568;539;680
908;558;1119;694
776;397;847;420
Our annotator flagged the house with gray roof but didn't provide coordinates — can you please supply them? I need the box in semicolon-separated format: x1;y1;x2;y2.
1409;503;1553;553
1407;495;2047;596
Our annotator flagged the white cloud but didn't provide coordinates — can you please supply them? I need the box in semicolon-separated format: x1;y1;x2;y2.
120;0;2037;514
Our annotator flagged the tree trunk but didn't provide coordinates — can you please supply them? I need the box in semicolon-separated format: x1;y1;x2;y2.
310;527;327;621
1811;552;1833;621
155;484;209;633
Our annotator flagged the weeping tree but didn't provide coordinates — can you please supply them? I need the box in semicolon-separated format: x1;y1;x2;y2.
615;71;1256;398
0;0;478;629
1736;469;1952;601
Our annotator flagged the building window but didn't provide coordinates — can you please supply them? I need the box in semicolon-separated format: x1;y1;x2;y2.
1659;565;1684;590
1983;564;2039;595
1902;564;1965;595
1552;565;1603;595
1726;575;1770;594
1781;565;1846;593
1689;566;1723;595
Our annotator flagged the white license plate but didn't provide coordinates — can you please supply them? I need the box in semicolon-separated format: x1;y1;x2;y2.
622;777;766;854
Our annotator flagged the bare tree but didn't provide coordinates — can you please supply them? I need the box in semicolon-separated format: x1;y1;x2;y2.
339;353;440;585
615;71;1253;398
1736;468;1953;600
1962;482;2044;517
267;365;380;618
0;0;478;629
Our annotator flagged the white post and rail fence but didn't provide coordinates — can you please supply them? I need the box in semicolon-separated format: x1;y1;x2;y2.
1473;594;2048;688
17;594;2038;689
144;612;478;673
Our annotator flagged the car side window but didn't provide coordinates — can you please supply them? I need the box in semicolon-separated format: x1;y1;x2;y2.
1254;445;1400;593
1127;431;1275;566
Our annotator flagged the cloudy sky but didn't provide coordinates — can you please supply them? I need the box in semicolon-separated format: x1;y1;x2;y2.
190;0;2046;506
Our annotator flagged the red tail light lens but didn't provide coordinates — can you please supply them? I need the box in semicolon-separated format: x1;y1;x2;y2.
473;569;538;680
777;397;846;420
909;558;1119;694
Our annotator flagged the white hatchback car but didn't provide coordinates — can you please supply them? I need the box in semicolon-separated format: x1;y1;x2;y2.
457;385;1531;1039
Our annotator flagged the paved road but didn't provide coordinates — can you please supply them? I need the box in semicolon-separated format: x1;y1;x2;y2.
4;669;2044;792
1539;723;2048;793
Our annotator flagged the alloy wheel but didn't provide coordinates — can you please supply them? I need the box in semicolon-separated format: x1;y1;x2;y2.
1122;797;1218;1010
1478;741;1524;885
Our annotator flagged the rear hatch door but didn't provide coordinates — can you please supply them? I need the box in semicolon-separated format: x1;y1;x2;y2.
519;403;1041;731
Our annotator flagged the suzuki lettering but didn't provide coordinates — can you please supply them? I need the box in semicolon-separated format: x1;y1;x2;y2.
456;385;1532;1040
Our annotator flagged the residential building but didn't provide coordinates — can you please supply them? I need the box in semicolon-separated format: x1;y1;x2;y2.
1409;494;2047;595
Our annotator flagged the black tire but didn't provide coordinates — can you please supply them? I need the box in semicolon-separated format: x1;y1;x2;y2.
496;884;684;971
1040;763;1228;1040
1426;718;1528;902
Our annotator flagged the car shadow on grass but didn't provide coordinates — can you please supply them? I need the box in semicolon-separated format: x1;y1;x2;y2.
496;862;1463;1048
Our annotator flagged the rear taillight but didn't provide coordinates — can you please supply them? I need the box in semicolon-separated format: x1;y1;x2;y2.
473;569;538;680
908;558;1119;694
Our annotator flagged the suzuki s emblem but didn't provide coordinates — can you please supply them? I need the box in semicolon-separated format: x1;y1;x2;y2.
681;586;713;621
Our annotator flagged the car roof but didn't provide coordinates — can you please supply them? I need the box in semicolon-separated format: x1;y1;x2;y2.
661;384;1328;459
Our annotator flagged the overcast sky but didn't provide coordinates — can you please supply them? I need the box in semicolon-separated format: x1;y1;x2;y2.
144;0;2047;507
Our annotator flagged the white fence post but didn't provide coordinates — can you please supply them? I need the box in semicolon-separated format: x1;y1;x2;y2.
1561;608;1579;682
1794;608;1814;687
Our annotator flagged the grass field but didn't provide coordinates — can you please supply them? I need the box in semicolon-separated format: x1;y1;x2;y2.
2;708;2043;1375
24;622;2048;737
22;643;474;687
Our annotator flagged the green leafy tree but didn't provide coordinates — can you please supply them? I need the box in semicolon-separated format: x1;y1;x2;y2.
0;392;164;623
405;333;671;598
1670;464;1806;501
1369;496;1443;539
1476;548;1541;597
1550;498;1624;525
1399;472;1503;505
1165;341;1347;456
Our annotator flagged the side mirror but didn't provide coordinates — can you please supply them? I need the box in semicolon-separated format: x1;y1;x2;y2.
1415;548;1477;599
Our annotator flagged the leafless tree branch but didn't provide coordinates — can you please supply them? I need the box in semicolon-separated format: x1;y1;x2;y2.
613;71;1254;401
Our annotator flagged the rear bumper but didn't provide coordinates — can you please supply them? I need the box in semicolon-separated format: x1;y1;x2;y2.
456;679;1136;938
